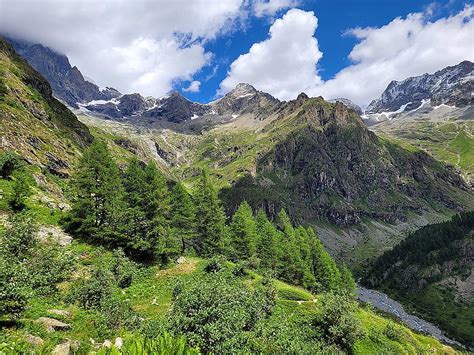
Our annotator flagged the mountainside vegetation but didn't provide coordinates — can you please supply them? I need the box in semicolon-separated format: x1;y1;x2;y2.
0;141;459;353
0;37;91;177
365;211;474;346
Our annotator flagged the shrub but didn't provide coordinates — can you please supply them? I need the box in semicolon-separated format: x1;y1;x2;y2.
0;256;30;319
203;255;226;273
313;292;362;351
69;268;114;309
168;273;275;353
0;151;24;179
383;323;405;341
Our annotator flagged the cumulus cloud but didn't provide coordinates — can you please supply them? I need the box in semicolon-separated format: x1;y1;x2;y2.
219;8;322;100
220;6;474;106
312;5;474;106
0;0;246;97
183;80;201;93
253;0;299;17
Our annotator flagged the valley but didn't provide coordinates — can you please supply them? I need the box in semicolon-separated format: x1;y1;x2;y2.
0;10;473;352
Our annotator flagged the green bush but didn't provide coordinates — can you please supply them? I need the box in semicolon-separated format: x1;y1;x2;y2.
313;292;362;351
0;256;30;319
69;268;115;310
168;273;275;353
0;151;24;179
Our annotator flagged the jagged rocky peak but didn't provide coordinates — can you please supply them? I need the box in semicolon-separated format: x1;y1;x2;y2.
328;98;363;115
212;83;280;117
366;60;474;114
5;36;121;108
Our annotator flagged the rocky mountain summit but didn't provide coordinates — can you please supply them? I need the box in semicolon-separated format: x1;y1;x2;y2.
328;98;363;115
366;61;474;114
7;37;121;108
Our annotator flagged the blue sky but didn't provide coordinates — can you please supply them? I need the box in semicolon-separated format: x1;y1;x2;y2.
181;0;472;104
1;0;473;106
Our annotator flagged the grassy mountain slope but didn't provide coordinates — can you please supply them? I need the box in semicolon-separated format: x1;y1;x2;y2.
0;240;457;354
373;120;474;184
78;96;474;265
365;211;474;346
0;37;91;177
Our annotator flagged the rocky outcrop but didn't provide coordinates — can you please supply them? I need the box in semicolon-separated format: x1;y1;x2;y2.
366;61;474;114
222;98;469;227
36;317;71;332
328;97;363;115
211;83;280;119
7;37;121;108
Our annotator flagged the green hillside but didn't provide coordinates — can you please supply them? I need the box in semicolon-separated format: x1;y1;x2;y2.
365;211;474;346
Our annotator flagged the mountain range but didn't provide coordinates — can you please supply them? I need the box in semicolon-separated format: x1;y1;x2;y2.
3;36;473;265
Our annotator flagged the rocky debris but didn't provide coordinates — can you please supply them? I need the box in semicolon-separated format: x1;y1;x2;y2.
52;341;70;355
58;202;71;211
45;152;69;178
26;334;44;347
48;309;71;318
37;226;73;246
366;60;474;114
114;337;123;349
176;256;186;264
358;286;462;347
36;317;71;332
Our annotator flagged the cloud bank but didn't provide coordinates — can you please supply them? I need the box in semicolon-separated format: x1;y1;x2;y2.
220;6;474;106
0;0;246;97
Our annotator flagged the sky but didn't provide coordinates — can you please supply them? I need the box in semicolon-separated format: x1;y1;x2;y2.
0;0;473;107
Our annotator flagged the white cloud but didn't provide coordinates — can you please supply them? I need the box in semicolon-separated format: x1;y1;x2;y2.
219;8;322;100
219;6;474;106
0;0;246;97
312;6;474;106
183;80;201;93
253;0;299;17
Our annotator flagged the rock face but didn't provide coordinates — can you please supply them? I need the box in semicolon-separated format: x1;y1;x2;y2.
221;98;469;227
366;61;474;114
0;37;92;171
7;37;121;108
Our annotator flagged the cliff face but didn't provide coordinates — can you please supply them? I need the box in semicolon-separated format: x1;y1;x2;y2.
222;99;469;227
0;37;92;176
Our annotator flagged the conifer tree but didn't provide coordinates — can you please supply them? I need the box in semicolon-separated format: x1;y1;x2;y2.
229;201;257;260
193;170;227;256
276;209;305;285
171;182;196;254
339;263;356;293
307;227;341;292
144;161;176;263
255;209;279;269
67;140;124;244
295;226;317;289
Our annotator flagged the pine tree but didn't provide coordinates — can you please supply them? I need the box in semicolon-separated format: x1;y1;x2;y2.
339;263;356;294
144;161;175;262
295;226;317;289
307;227;341;292
255;209;279;269
276;209;305;285
67;140;124;244
171;182;196;254
193;170;227;256
229;201;257;260
122;158;152;256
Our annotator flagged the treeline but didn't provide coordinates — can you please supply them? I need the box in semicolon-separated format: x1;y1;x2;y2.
64;140;353;292
366;210;474;285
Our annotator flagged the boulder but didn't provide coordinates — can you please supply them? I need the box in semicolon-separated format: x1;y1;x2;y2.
114;337;123;349
52;342;70;355
26;334;44;347
36;317;71;332
37;226;73;246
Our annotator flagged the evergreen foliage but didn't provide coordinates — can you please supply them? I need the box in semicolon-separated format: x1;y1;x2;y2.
171;182;196;254
193;170;227;256
66;140;124;245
